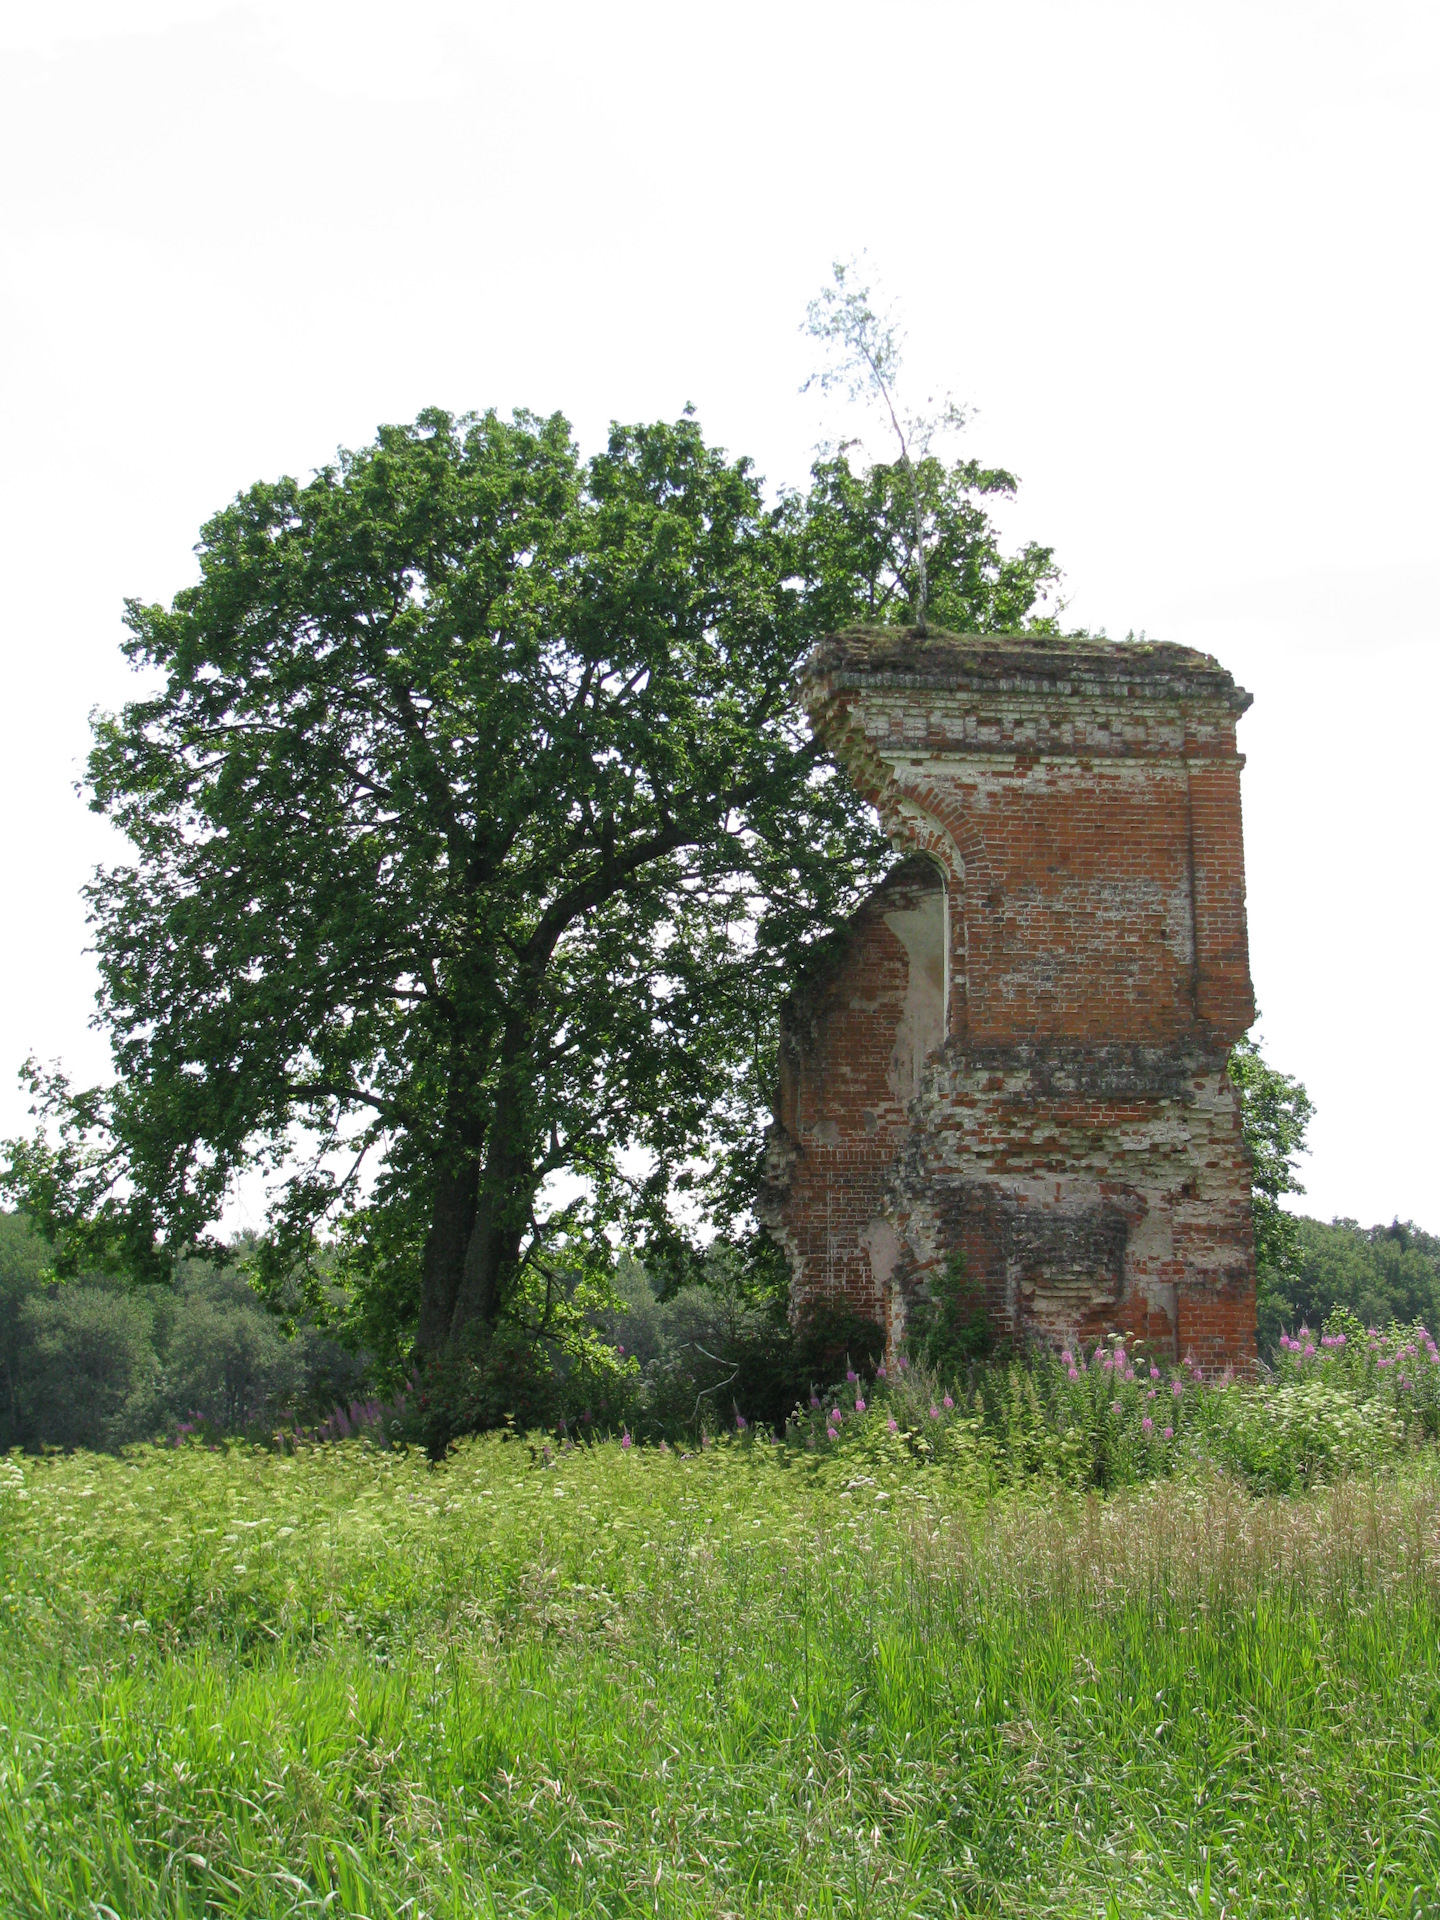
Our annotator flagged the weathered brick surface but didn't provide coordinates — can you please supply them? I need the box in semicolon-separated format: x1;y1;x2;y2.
761;629;1259;1367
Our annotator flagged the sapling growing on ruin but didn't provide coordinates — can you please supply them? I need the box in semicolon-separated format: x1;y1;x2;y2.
804;258;970;637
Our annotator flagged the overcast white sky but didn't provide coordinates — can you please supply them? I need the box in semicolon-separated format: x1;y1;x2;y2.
1;0;1436;1234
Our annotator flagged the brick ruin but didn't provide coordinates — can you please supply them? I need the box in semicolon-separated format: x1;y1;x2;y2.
760;628;1259;1370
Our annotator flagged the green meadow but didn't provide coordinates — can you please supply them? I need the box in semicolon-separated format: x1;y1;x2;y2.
4;1430;1440;1919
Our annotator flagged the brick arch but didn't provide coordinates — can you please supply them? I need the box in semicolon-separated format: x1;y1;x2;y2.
876;770;999;1047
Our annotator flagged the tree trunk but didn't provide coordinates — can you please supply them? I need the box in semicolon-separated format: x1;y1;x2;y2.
448;1064;534;1338
415;1159;480;1355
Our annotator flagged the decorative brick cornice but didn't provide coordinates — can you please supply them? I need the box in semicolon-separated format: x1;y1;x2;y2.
804;626;1253;716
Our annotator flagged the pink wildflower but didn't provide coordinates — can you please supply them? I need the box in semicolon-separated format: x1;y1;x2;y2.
1068;1367;1079;1381
1163;1425;1173;1440
943;1394;954;1410
1172;1380;1183;1397
1142;1416;1153;1434
620;1431;632;1449
887;1417;898;1432
855;1397;866;1414
929;1406;941;1420
826;1426;838;1441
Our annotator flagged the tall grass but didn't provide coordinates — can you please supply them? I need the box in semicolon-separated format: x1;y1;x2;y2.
4;1436;1440;1917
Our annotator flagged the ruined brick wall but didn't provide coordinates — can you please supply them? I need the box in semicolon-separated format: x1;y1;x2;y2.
760;629;1259;1368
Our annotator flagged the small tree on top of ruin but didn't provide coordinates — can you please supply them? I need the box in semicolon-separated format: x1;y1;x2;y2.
803;258;971;639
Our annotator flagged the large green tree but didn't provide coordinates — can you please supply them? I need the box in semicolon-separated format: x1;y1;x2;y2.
4;407;1059;1367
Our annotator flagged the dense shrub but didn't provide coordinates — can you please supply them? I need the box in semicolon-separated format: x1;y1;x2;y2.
15;1284;163;1451
0;1212;377;1451
164;1271;306;1431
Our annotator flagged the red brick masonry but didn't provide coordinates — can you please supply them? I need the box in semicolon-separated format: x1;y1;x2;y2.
760;629;1258;1368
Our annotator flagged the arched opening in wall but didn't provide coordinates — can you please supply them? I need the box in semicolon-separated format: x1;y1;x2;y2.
882;855;949;1108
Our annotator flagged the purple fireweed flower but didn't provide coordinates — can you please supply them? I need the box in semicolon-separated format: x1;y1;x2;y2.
1299;1325;1311;1339
829;1407;841;1424
620;1431;632;1449
943;1394;954;1410
617;1344;625;1355
1094;1346;1105;1363
735;1413;747;1431
929;1406;941;1420
887;1417;898;1432
1163;1426;1173;1440
826;1426;838;1441
1111;1401;1122;1415
846;1369;858;1383
876;1364;887;1379
898;1356;909;1371
1146;1389;1156;1401
1303;1343;1316;1357
810;1393;822;1409
1124;1369;1136;1382
1142;1416;1154;1434
1150;1366;1160;1380
855;1397;866;1413
1061;1349;1074;1366
1068;1367;1080;1381
1102;1355;1114;1371
1172;1380;1184;1397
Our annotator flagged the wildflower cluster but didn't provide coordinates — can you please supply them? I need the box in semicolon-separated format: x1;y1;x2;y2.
1273;1311;1440;1439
